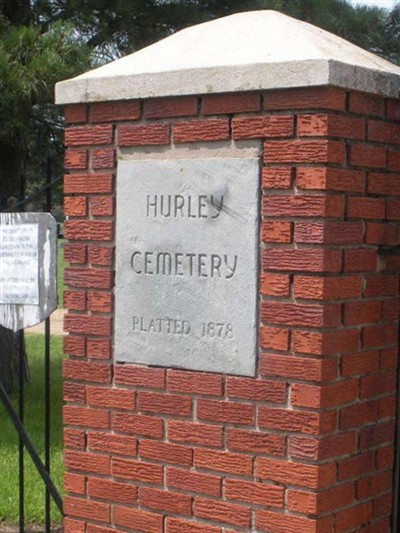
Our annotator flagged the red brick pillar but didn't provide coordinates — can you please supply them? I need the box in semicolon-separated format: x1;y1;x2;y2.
60;86;400;533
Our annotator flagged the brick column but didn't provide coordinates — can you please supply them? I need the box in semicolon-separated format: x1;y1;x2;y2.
62;87;399;533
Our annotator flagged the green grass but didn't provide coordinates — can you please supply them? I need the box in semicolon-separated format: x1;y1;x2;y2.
0;334;64;526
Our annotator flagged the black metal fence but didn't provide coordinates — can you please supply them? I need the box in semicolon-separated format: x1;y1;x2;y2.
0;162;63;532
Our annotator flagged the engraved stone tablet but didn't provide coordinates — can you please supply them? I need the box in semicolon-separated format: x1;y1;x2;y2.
115;158;259;376
0;213;58;332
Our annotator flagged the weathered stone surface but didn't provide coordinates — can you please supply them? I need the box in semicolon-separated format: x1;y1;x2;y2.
115;158;259;376
0;213;57;332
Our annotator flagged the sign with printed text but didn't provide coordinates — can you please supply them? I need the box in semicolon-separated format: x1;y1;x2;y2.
115;158;259;376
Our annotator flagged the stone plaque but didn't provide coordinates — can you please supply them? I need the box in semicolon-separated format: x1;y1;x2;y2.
115;158;259;376
0;213;58;332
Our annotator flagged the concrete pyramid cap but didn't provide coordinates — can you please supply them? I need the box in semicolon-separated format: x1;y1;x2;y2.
55;10;400;104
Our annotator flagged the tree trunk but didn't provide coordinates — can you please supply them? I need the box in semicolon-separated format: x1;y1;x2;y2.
0;142;28;394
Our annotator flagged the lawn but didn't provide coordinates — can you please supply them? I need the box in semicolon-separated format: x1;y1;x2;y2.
0;334;64;526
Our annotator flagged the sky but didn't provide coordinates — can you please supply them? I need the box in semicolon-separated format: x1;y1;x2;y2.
350;0;396;9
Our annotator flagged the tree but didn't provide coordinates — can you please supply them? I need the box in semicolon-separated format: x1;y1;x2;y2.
0;5;90;393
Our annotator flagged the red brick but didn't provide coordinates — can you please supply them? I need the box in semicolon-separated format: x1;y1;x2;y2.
65;104;88;123
197;398;254;425
233;115;293;139
87;291;112;313
64;495;109;523
139;439;192;466
64;382;86;404
89;196;114;217
64;428;85;450
262;167;292;189
344;249;378;272
259;407;336;435
64;336;86;357
363;324;398;348
369;172;400;195
194;497;251;528
257;457;335;488
294;275;362;300
87;338;111;359
224;478;284;508
265;139;345;164
144;96;198;119
64;197;87;217
227;429;285;456
360;372;396;399
298;113;365;140
86;386;135;410
65;125;113;146
289;432;356;461
90;101;140;122
87;477;137;504
138;391;192;416
166;467;221;497
64;405;109;429
296;167;365;192
226;376;286;402
112;457;163;484
335;502;373;533
350;92;385;116
88;245;113;266
388;149;400;170
91;148;115;169
165;518;220;533
347;196;385;219
287;483;354;514
295;221;363;244
64;173;113;194
260;354;337;381
341;350;380;377
112;412;163;438
168;420;223;447
344;300;381;326
194;448;252;476
260;273;290;297
356;470;393;499
256;510;324;533
340;400;379;429
64;517;86;533
261;220;292;242
64;220;113;241
63;359;110;383
338;451;375;480
366;222;399;245
117;123;170;145
369;119;400;144
173;119;229;143
203;93;260;115
114;365;165;389
64;473;86;495
64;243;87;264
262;301;340;328
350;144;387;168
264;87;346;111
167;369;223;396
165;516;222;533
259;326;289;351
264;194;343;217
113;505;163;533
291;380;358;409
65;268;113;290
263;248;341;272
64;450;110;476
64;290;86;311
364;274;398;297
139;487;192;515
87;431;136;456
292;329;360;356
65;149;88;169
64;314;112;336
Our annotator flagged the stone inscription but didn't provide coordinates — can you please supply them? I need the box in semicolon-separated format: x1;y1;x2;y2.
0;223;39;304
115;158;259;376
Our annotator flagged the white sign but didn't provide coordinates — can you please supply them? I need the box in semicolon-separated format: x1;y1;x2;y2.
115;158;259;376
0;223;39;304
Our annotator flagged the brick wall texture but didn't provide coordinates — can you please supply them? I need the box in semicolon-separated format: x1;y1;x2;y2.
63;86;400;533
